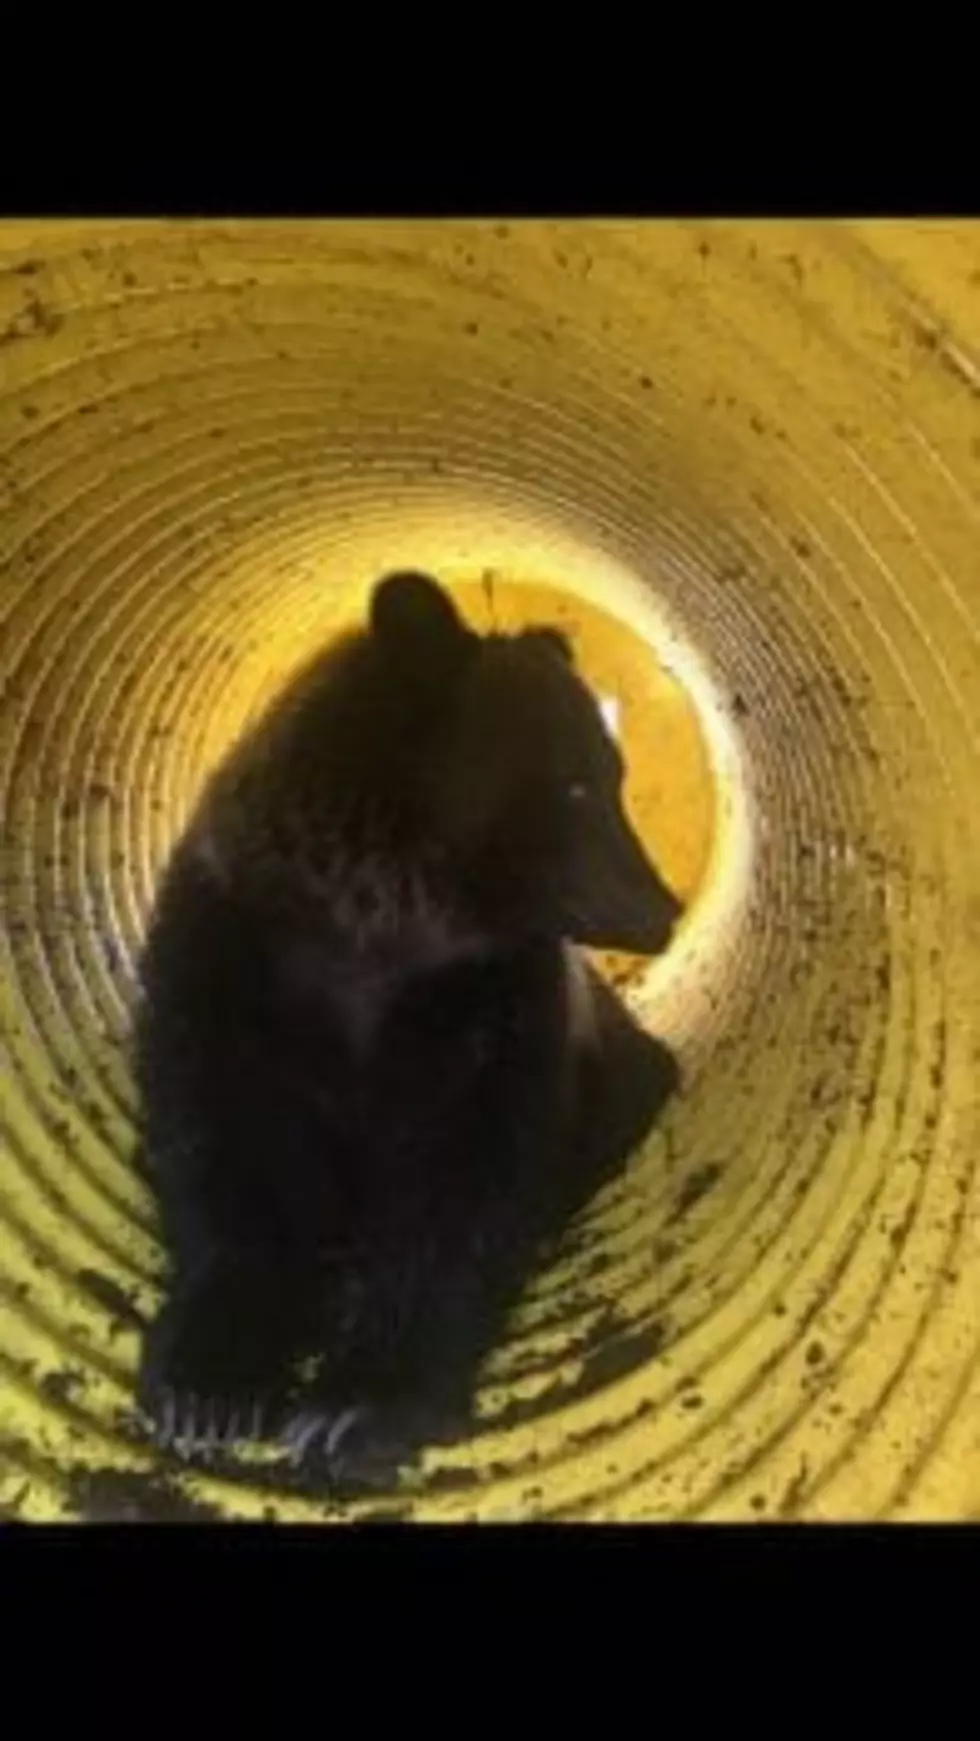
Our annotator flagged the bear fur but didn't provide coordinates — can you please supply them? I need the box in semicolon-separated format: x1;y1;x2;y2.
134;571;682;1481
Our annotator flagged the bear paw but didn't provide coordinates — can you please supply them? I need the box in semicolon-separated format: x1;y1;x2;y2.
145;1385;270;1461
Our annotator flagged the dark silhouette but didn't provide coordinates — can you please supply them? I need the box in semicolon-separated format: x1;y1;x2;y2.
135;572;682;1484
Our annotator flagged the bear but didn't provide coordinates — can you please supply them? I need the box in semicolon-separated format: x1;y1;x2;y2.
134;571;683;1484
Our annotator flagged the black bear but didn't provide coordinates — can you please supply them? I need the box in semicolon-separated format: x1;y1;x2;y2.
135;572;683;1482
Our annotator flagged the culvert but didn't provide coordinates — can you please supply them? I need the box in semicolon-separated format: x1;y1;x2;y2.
0;218;978;1522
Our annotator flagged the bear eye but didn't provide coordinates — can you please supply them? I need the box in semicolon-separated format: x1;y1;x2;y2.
567;782;590;803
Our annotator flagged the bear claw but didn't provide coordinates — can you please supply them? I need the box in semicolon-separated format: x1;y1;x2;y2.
147;1387;266;1459
280;1405;366;1468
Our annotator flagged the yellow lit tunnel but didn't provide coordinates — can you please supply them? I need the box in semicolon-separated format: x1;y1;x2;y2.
1;220;978;1523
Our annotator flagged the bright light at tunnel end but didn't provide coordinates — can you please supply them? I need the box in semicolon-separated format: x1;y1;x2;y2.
599;572;757;1054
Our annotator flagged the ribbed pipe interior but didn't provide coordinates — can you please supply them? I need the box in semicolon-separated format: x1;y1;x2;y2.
0;219;978;1521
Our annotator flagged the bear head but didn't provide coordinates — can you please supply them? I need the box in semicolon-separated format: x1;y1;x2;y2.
369;571;684;956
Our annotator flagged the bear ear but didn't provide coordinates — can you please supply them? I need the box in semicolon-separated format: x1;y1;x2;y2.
369;571;471;679
526;625;575;664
